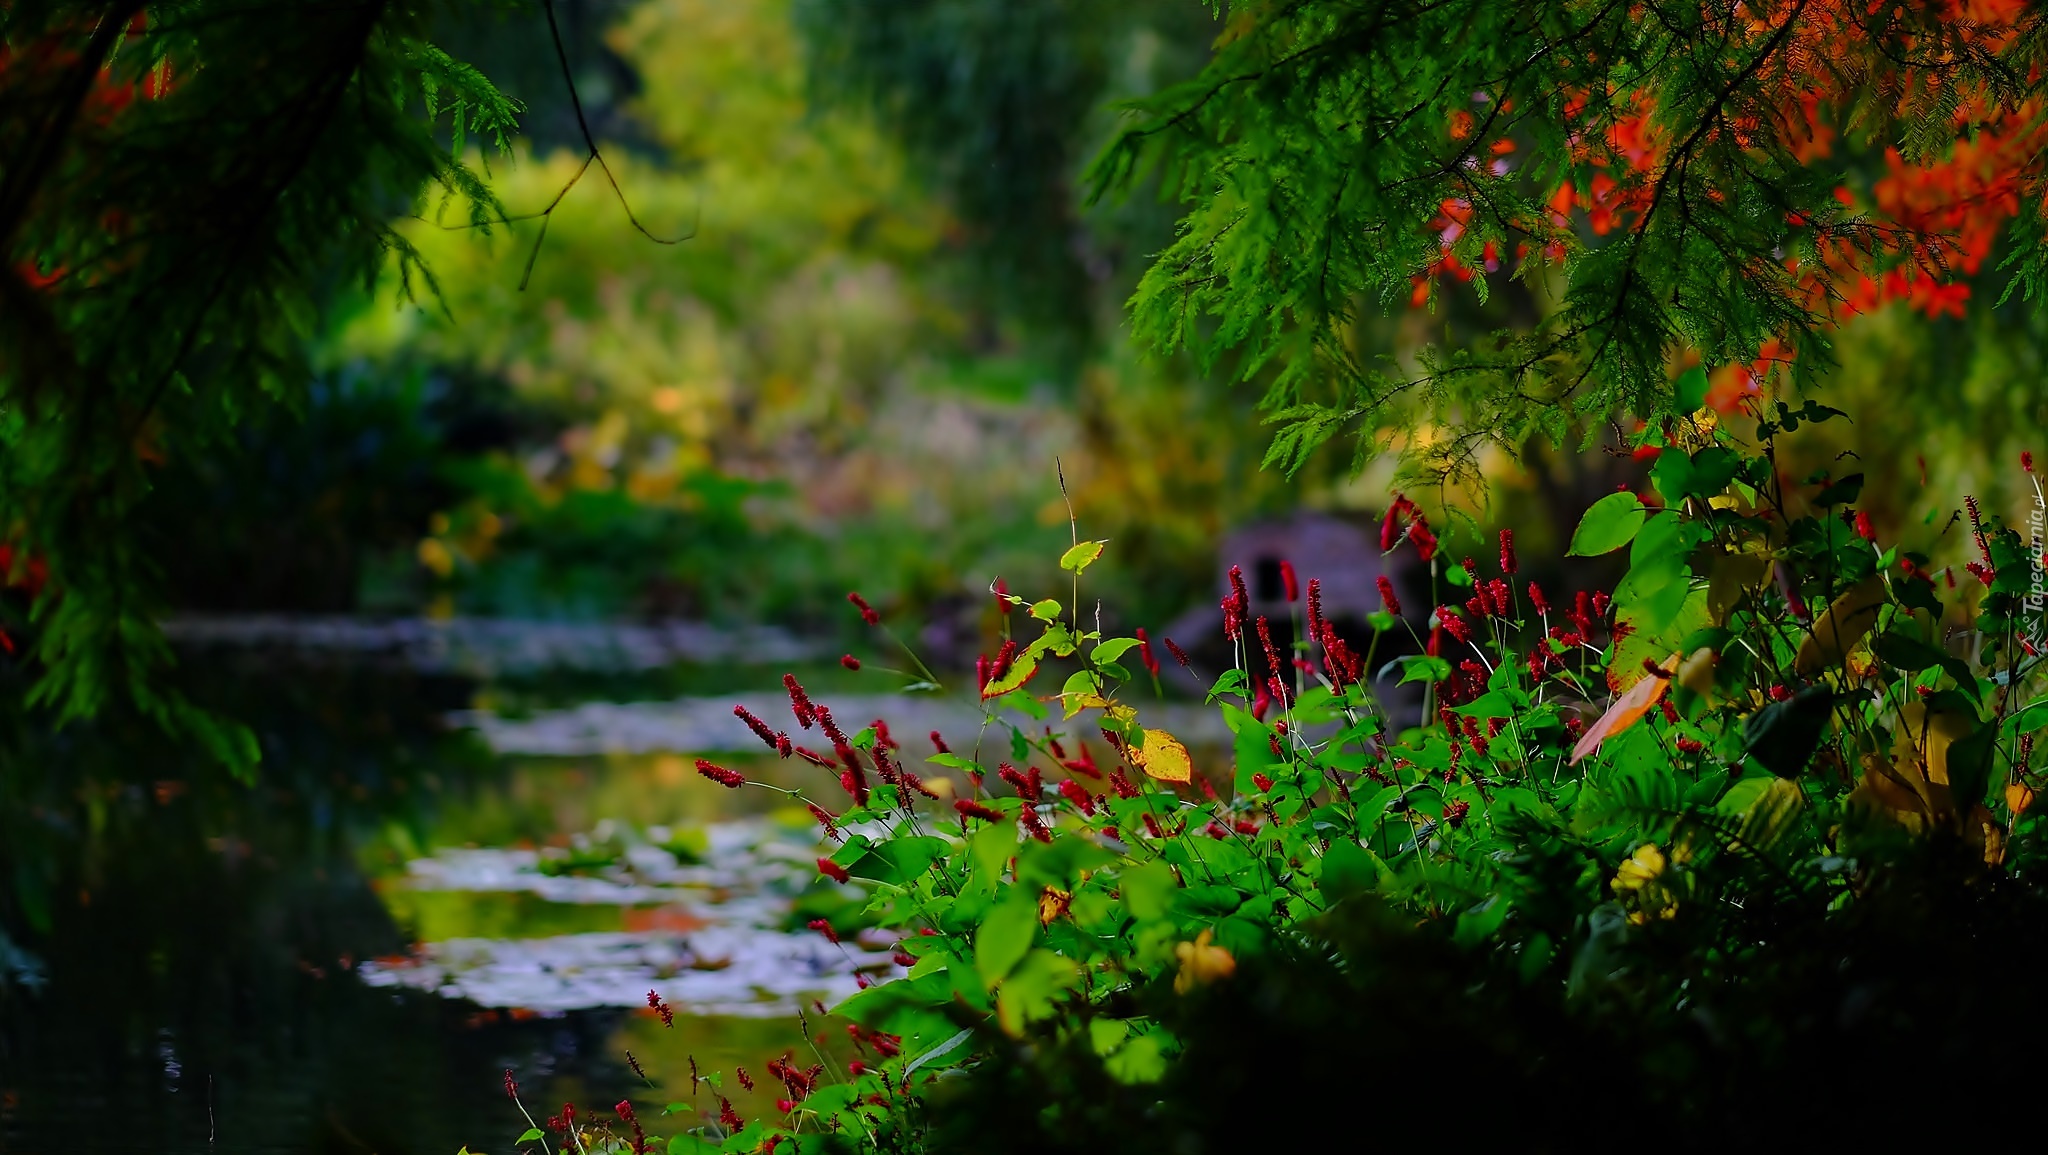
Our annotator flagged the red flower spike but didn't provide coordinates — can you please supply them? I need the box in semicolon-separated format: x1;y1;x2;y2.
646;991;674;1028
930;730;950;754
1058;778;1096;814
1591;590;1612;620
1063;741;1103;779
719;1098;743;1132
736;1068;755;1092
1377;575;1403;616
1142;813;1165;839
841;654;861;670
998;762;1043;803
1109;765;1141;799
1499;529;1518;575
1659;699;1679;724
807;918;841;945
1528;581;1551;615
954;798;1004;823
1409;520;1439;561
847;591;881;626
817;857;850;883
1437;607;1472;644
1252;772;1275;792
695;759;745;789
505;1069;520;1100
1135;627;1161;677
1769;684;1793;701
1854;510;1876;543
784;674;818;729
2024;451;2035;473
1019;805;1053;844
1488;579;1512;618
817;705;850;749
1163;636;1193;667
734;705;781;750
1677;737;1705;754
1306;578;1325;636
1279;559;1300;603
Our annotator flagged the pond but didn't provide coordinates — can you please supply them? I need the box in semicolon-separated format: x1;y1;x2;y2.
0;619;1228;1153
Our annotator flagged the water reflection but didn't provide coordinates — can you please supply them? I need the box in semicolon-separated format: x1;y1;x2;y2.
0;653;866;1153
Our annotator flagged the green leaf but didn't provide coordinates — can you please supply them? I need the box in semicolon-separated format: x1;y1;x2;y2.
1742;687;1835;778
845;836;948;884
1119;859;1178;921
975;893;1038;986
1673;365;1710;412
1397;655;1453;685
1207;669;1249;700
1872;632;1980;703
1568;492;1647;556
1093;638;1143;664
996;948;1079;1033
1059;540;1108;572
519;1128;545;1141
2003;700;2048;740
1026;599;1062;621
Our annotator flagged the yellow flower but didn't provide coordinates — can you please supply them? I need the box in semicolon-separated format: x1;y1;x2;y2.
1173;929;1236;994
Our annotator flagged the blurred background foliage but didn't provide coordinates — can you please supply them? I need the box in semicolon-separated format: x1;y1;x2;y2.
133;0;2046;644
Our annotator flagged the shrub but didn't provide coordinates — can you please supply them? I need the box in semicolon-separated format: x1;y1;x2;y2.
500;407;2047;1151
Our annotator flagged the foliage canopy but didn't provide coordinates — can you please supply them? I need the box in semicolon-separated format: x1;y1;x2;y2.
1091;0;2048;480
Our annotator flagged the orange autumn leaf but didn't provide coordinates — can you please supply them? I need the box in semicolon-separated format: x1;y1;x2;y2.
1571;653;1680;764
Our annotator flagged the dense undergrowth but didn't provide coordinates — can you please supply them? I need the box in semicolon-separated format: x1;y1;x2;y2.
488;397;2048;1152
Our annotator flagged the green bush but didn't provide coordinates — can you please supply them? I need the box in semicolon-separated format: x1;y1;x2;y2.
503;407;2048;1151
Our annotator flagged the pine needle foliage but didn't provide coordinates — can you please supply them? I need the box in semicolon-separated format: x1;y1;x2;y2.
1088;0;2048;484
1;0;519;775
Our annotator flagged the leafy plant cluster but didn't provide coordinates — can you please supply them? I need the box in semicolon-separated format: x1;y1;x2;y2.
492;392;2047;1152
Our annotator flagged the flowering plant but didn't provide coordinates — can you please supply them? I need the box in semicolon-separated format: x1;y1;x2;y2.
498;404;2045;1152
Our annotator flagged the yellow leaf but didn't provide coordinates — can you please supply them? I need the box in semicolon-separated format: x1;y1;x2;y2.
1572;653;1679;764
983;653;1039;698
1706;551;1769;624
1038;886;1072;924
1136;728;1192;783
1677;646;1718;698
1063;692;1113;720
1795;576;1888;677
1893;700;1974;788
2008;782;2036;819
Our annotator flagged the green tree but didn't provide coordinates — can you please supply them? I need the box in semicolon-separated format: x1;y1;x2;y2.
1090;0;2048;482
0;0;519;770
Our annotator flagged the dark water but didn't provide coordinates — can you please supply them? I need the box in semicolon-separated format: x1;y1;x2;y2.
0;656;831;1155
